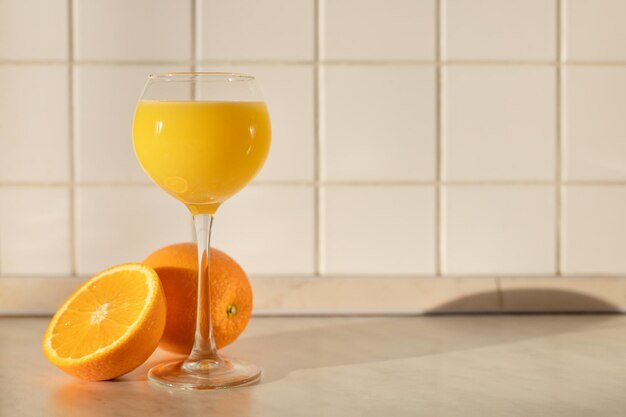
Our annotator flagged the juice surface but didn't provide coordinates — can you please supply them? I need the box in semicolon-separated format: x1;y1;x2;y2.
133;100;271;214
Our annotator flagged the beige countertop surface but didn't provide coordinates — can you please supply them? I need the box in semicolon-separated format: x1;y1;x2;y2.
2;315;626;416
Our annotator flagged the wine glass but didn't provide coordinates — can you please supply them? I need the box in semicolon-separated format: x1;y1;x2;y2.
132;72;271;390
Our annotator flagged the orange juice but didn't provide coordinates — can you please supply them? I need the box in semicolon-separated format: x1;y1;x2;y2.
133;101;271;215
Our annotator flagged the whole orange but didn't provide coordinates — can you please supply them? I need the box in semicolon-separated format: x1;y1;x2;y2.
144;243;253;354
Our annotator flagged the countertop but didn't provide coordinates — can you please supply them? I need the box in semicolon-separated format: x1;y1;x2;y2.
3;315;626;416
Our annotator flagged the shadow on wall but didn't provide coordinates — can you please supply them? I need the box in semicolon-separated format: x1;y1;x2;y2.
429;288;621;314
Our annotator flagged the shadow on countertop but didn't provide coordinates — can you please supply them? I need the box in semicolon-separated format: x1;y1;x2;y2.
230;289;621;385
46;290;623;417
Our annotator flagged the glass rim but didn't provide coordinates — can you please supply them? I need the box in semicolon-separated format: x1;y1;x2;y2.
148;72;255;81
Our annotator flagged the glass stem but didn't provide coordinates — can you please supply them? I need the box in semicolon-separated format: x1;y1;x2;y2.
185;214;222;370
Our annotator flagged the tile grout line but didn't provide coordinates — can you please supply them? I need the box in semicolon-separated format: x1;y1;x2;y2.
435;0;443;276
68;0;77;277
7;59;626;67
191;0;197;74
313;0;322;277
555;0;563;276
6;180;626;187
495;277;504;310
6;273;626;280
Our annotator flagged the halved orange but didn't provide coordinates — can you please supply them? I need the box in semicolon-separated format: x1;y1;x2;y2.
42;263;166;381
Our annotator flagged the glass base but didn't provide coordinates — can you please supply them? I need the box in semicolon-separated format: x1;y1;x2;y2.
148;357;261;390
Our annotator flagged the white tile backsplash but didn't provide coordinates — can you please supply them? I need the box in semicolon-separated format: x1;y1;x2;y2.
321;66;435;181
75;186;192;274
74;0;191;61
212;186;315;275
2;0;626;286
321;0;435;60
443;66;555;180
443;186;555;274
443;0;556;60
322;186;435;275
198;0;314;60
0;66;69;182
0;0;68;60
563;187;626;274
564;67;626;180
564;0;626;61
74;65;189;183
0;187;70;275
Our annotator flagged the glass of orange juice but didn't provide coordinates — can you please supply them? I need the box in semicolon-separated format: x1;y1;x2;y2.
132;73;270;390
